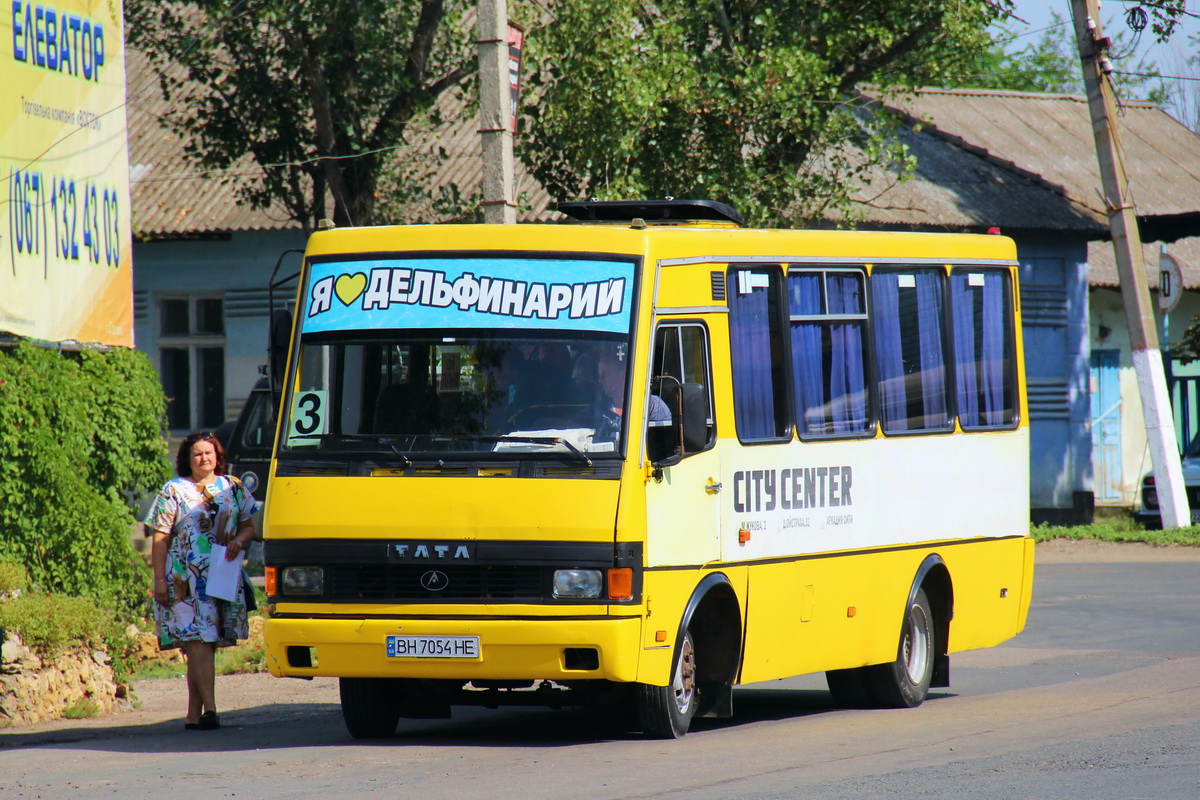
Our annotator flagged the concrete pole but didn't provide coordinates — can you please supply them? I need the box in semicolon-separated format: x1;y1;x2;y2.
1071;0;1190;528
478;0;517;224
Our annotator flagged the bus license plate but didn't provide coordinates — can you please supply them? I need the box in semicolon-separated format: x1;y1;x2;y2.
386;635;480;659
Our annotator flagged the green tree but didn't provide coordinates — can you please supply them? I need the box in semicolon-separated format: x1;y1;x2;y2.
125;0;475;230
521;0;1016;227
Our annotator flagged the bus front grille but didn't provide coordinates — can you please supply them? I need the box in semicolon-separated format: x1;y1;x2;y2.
330;564;545;602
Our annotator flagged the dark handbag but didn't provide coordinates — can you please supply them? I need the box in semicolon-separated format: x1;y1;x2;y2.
242;568;258;611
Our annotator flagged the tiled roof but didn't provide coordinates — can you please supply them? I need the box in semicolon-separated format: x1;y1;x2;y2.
825;110;1106;234
876;87;1200;239
1088;236;1200;290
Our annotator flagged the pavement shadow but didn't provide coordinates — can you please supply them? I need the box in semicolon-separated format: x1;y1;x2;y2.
0;685;916;752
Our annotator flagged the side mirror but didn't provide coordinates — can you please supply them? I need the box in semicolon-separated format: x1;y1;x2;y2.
268;308;293;419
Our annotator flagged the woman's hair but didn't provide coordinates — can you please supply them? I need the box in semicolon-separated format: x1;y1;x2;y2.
175;431;228;477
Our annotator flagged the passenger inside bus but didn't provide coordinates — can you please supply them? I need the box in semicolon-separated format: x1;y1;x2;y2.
374;345;440;435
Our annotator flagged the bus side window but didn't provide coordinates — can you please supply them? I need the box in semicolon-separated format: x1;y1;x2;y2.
950;269;1017;428
788;269;872;437
728;266;791;442
871;268;953;434
649;324;714;462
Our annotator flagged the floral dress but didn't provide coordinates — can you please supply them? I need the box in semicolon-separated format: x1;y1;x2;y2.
145;475;260;649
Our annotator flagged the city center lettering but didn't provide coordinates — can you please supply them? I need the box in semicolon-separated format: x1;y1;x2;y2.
732;465;853;513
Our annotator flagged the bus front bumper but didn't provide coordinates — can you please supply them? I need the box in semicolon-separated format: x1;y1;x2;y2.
263;615;644;684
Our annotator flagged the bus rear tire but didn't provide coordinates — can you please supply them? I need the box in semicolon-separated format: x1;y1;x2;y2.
635;629;697;739
867;587;935;708
340;677;403;739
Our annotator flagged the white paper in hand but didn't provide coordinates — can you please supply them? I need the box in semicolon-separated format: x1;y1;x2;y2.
206;544;242;601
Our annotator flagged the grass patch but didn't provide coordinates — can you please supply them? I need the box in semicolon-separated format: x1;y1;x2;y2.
62;698;102;719
131;659;186;680
216;639;267;676
1032;513;1200;547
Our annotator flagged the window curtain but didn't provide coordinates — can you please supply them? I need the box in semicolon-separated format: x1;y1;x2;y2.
871;274;907;432
915;272;948;428
951;275;980;426
981;274;1008;425
788;274;825;434
952;272;1011;428
828;275;867;433
730;272;779;439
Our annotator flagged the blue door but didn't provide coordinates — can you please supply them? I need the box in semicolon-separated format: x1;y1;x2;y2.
1090;350;1122;505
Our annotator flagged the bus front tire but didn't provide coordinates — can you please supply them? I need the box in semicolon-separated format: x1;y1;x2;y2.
339;677;403;739
825;588;935;710
635;629;697;739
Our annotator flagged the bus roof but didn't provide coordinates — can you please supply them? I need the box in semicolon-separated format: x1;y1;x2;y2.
303;222;1019;264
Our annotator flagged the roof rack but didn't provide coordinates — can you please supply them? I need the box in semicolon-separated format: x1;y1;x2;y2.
556;199;743;226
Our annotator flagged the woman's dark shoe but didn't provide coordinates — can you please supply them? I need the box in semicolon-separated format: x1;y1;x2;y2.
184;721;201;731
198;710;220;730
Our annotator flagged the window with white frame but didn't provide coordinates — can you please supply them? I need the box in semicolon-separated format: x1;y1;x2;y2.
158;295;226;431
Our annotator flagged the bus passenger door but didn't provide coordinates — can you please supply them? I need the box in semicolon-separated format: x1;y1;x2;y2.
644;323;721;567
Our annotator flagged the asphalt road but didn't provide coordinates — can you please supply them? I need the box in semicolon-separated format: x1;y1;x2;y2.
3;540;1199;800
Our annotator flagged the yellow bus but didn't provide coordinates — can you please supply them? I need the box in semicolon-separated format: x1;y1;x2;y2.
262;200;1032;739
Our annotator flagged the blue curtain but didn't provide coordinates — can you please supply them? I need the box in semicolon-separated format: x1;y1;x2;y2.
828;275;867;433
788;274;825;434
915;272;948;428
981;273;1008;425
951;271;1011;428
951;275;980;426
730;272;779;439
872;274;907;432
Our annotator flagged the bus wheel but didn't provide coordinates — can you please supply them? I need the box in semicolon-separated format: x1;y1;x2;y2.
635;629;698;738
868;587;935;708
339;677;403;739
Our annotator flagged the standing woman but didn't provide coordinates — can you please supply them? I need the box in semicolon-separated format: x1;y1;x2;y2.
146;431;259;730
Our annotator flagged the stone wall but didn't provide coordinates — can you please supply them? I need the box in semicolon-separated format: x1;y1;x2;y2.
1;634;122;727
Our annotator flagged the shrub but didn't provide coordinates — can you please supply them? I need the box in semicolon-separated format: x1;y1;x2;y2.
0;342;172;613
0;591;112;658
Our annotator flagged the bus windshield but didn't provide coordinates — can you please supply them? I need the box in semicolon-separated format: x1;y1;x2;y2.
281;331;631;458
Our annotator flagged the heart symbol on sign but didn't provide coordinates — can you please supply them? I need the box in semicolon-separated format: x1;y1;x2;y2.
335;273;367;307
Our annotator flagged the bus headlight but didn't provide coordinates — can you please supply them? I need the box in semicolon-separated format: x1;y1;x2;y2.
1143;488;1159;510
552;569;602;599
281;566;325;596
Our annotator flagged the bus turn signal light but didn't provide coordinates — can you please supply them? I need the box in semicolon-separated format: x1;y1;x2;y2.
265;566;277;596
608;568;633;600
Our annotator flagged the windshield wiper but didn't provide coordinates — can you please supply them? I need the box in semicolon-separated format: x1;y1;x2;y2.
454;434;593;467
322;433;413;467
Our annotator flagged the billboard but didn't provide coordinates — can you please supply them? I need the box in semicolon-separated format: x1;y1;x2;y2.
1;1;133;347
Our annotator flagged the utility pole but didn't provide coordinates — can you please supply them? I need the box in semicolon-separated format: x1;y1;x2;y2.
1071;0;1191;528
478;0;517;224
